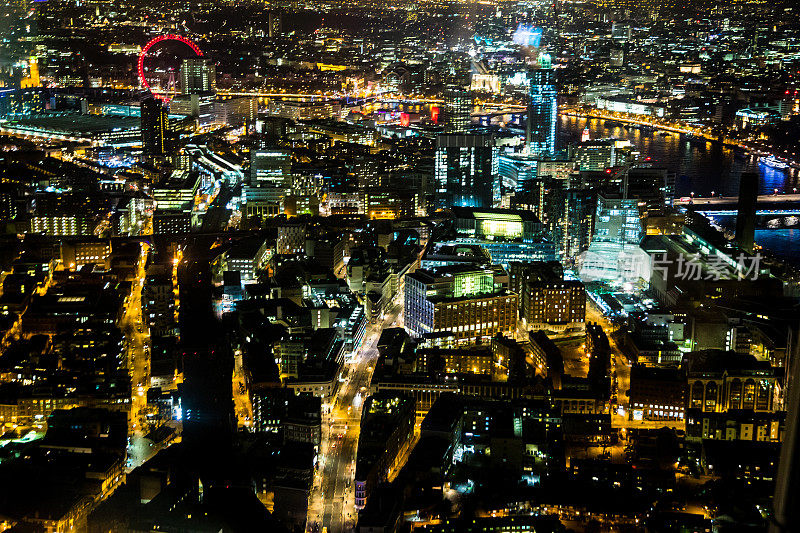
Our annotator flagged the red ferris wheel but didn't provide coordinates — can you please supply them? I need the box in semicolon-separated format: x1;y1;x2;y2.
138;34;203;103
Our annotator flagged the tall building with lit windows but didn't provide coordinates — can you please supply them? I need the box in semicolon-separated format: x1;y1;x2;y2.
249;149;291;186
180;58;216;95
498;153;538;193
442;88;473;133
140;97;169;157
268;11;282;38
30;193;103;236
435;134;497;209
404;264;517;343
526;55;557;157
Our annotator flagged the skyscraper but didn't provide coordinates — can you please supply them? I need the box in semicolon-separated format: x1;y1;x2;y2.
442;88;473;133
180;57;216;95
518;176;594;261
435;134;497;209
140;97;169;157
526;66;557;157
561;187;596;260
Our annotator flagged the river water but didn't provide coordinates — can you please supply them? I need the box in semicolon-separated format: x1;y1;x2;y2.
558;116;800;263
559;115;800;197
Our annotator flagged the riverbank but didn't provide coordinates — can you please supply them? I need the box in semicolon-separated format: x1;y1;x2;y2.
559;106;800;168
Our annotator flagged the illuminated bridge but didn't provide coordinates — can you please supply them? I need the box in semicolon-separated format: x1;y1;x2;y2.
678;195;800;228
676;194;800;214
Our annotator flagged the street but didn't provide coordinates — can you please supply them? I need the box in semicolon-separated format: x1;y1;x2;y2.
307;301;403;533
123;242;154;470
233;347;254;429
586;300;684;433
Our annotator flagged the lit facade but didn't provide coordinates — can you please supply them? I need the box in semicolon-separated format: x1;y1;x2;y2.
244;149;291;217
448;207;556;265
572;139;623;172
688;371;777;413
0;88;44;119
628;367;685;421
443;88;473;133
153;171;202;210
404;266;518;343
60;240;112;268
435;134;497;209
31;215;93;236
414;348;495;375
524;281;586;328
526;68;557;157
277;223;306;255
141;97;169;157
579;193;649;284
498;153;538;193
180;57;216;95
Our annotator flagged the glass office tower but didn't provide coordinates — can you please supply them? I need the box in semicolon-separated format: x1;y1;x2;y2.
526;65;557;157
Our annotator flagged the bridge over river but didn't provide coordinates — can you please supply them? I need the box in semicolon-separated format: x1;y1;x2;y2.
676;194;800;228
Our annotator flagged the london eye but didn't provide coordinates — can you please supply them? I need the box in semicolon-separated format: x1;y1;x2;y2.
137;34;203;103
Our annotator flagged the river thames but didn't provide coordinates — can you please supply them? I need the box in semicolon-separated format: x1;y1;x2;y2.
559;115;800;262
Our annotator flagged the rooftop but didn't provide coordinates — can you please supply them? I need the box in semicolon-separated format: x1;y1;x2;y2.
451;205;541;223
5;112;140;135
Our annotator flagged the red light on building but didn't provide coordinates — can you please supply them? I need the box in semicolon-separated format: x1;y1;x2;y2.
431;106;440;124
400;112;410;127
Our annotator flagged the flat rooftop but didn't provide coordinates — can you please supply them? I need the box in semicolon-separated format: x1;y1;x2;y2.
4;113;140;135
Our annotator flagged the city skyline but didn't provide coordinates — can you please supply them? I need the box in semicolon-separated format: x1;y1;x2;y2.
0;1;799;532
